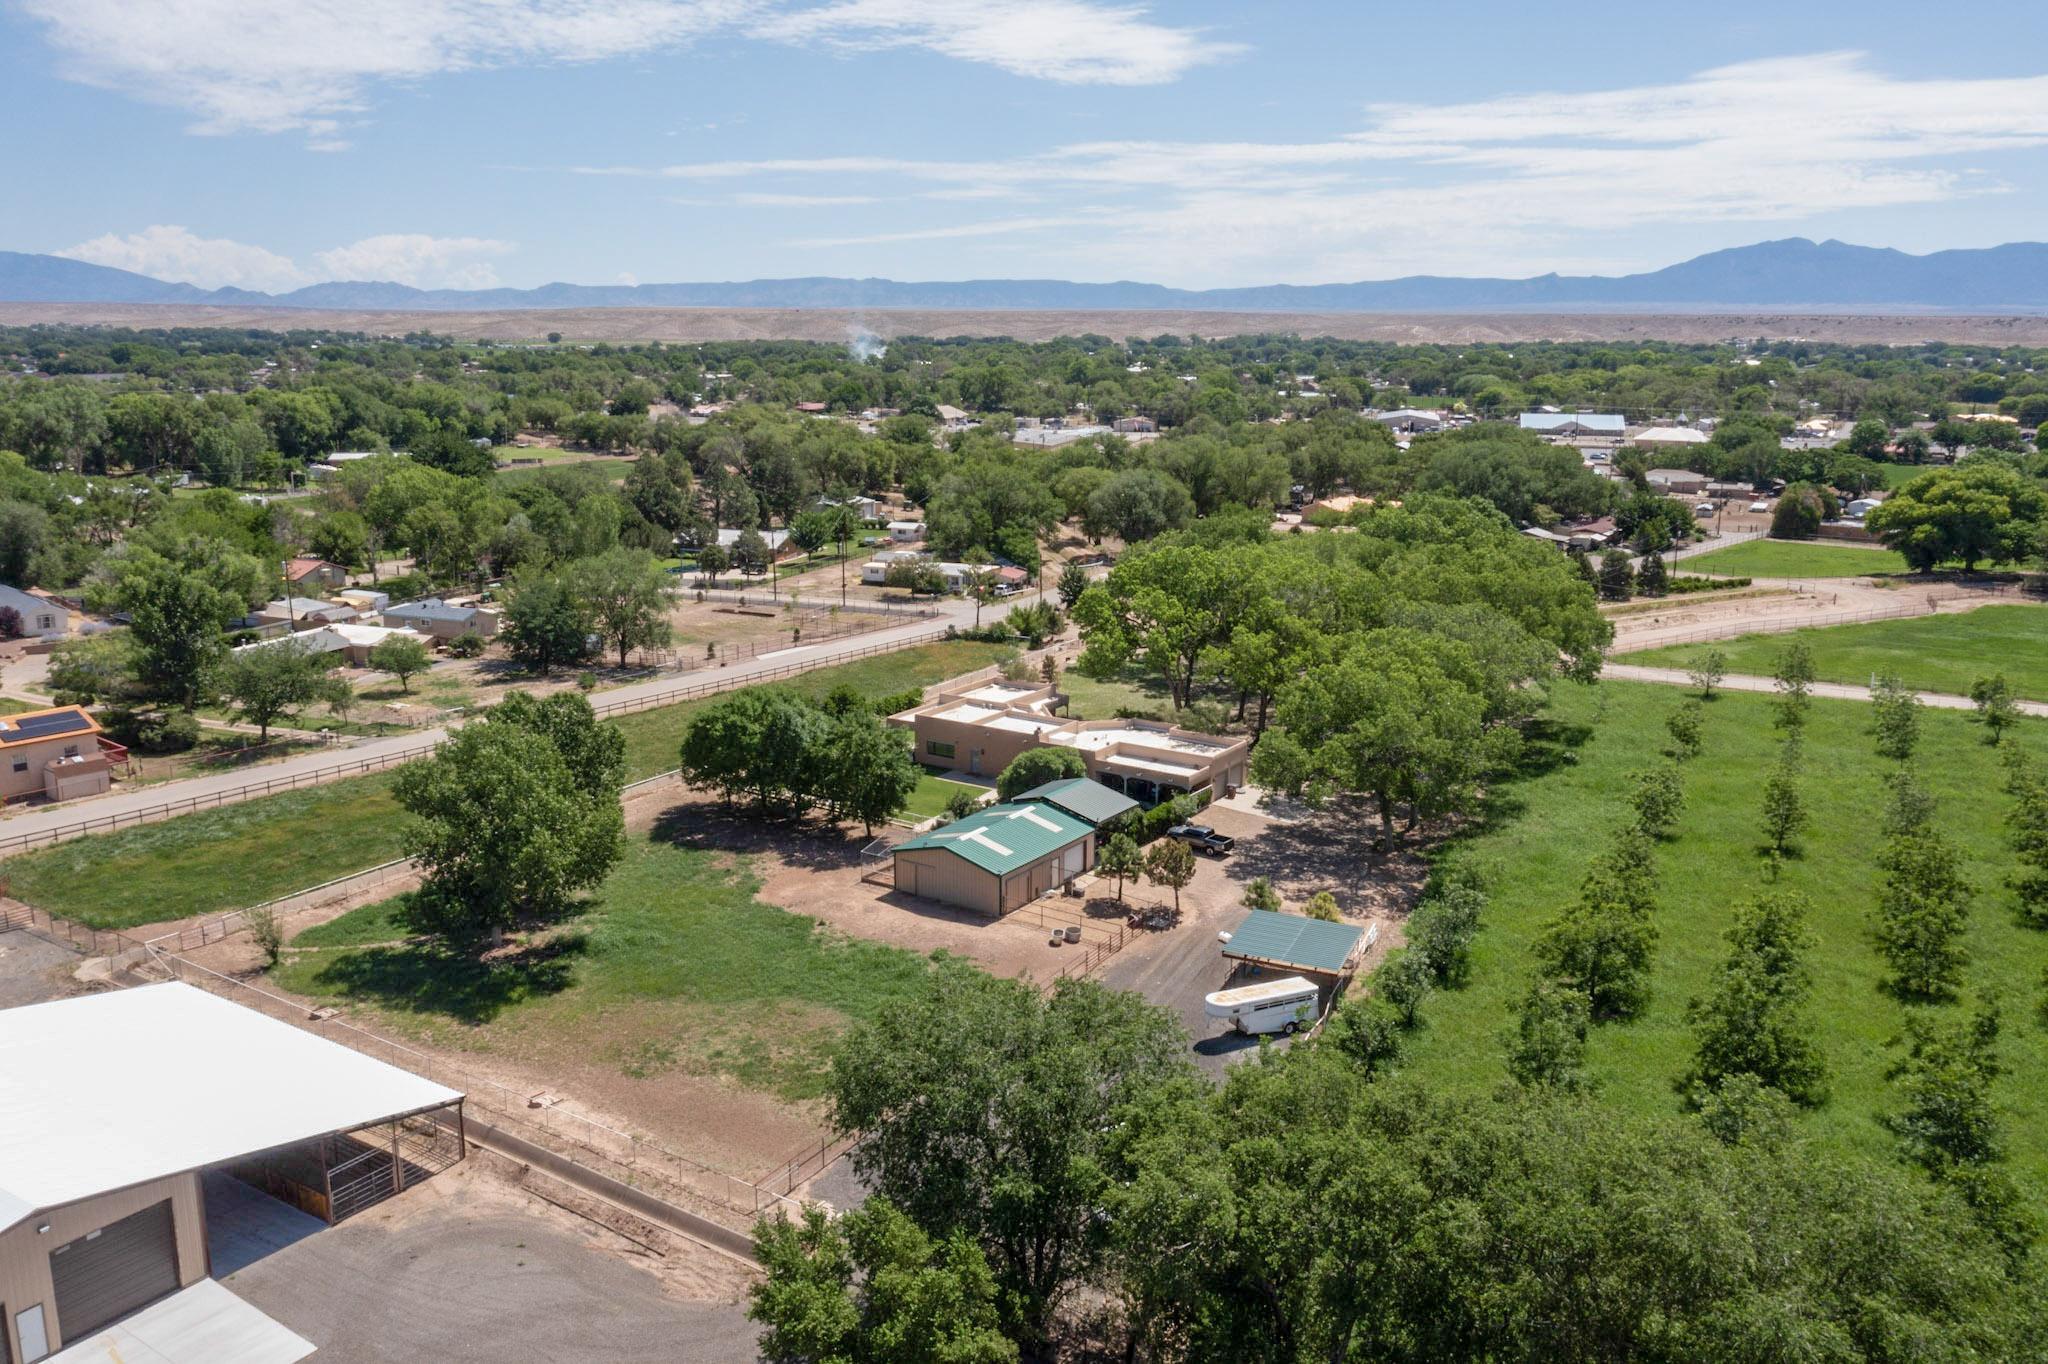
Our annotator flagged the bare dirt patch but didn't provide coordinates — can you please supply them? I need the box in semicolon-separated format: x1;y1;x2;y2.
13;301;2048;345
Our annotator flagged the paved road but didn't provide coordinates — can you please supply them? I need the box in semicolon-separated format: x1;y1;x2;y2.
1603;662;2048;716
0;588;1029;854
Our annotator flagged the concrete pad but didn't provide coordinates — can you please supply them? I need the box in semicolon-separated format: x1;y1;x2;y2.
49;1279;313;1364
204;1171;326;1276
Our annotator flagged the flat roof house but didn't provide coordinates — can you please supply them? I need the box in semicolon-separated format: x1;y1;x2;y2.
891;802;1096;916
0;984;464;1361
0;584;70;641
0;706;112;806
1645;468;1709;495
380;598;501;641
895;680;1250;805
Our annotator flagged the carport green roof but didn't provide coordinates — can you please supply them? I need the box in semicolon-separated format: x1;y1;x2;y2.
895;801;1092;876
1013;777;1139;827
1222;910;1365;975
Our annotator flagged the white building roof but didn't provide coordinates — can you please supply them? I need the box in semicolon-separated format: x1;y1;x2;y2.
0;984;461;1233
1631;426;1710;444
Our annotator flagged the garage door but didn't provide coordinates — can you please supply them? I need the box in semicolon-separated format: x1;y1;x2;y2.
49;1201;179;1345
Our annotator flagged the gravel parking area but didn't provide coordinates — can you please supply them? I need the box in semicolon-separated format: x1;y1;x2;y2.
0;928;86;1007
224;1164;756;1364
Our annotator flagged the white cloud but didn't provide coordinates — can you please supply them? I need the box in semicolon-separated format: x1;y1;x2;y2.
19;0;1229;143
752;1;1239;86
56;227;518;292
314;234;515;287
630;52;2048;282
57;225;310;291
734;192;881;206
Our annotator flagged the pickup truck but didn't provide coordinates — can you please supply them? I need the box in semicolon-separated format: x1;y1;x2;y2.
1167;823;1235;856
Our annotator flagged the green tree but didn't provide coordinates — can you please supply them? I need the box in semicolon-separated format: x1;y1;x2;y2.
1688;648;1727;700
1632;549;1668;597
90;541;262;709
217;639;331;740
1887;1004;2031;1253
1056;561;1089;608
488;690;626;800
1097;833;1141;902
394;718;624;948
45;632;137;706
1143;839;1197;914
1870;671;1922;761
1759;756;1808;857
1303;890;1341;922
502;574;592;676
1240;876;1281;912
750;1201;1016;1364
1968;674;2019;745
1681;890;1828;1106
1505;978;1590;1091
1596;549;1634;601
678;686;826;817
2004;749;2048;928
565;547;673;667
1407;884;1484;986
367;633;432;693
1627;763;1685;840
823;710;922;834
830;965;1188;1349
1374;947;1433;1027
994;746;1087;801
1665;698;1704;759
1875;819;1973;1003
1772;642;1815;733
1866;463;2048;572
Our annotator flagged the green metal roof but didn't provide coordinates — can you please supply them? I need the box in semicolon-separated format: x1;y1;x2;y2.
1014;777;1139;827
1222;910;1365;975
896;801;1093;876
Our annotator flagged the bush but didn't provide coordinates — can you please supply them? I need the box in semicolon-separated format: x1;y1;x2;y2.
376;571;432;602
1667;574;1752;594
127;709;201;753
869;687;924;717
448;631;487;658
1134;789;1211;842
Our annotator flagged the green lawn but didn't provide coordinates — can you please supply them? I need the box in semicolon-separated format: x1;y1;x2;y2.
3;775;405;929
7;638;1017;924
1629;605;2048;701
1680;539;1914;579
1879;462;1935;489
273;832;941;1100
0;696;39;716
902;768;985;820
1058;663;1177;722
1403;680;2048;1220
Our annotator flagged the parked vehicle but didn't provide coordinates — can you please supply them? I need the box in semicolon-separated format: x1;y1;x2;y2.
1204;975;1319;1035
1168;823;1235;856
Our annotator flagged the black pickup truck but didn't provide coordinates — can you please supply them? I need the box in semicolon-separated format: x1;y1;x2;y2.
1167;823;1236;856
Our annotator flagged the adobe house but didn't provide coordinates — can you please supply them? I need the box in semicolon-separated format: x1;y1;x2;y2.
0;707;113;806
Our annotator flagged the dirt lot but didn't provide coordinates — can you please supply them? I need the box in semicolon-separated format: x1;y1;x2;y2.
12;301;2048;345
0;927;90;1007
224;1160;756;1364
1606;574;2023;653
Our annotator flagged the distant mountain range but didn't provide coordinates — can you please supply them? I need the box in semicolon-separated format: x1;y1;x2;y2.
6;238;2048;313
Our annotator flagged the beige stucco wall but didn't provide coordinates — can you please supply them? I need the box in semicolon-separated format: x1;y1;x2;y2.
894;834;1095;917
1;737;95;804
912;714;1041;779
0;1172;207;1358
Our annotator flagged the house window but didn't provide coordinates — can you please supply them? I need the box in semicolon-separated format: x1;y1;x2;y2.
925;740;956;759
62;745;78;758
10;760;26;773
36;615;53;630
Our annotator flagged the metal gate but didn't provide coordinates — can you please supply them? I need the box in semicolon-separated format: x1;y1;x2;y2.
49;1201;179;1345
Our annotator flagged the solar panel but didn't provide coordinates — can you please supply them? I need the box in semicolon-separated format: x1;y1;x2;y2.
6;711;92;741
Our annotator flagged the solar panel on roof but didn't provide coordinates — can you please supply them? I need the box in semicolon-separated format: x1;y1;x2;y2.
7;711;92;740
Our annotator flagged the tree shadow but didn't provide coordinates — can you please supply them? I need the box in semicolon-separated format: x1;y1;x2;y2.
648;799;869;872
298;931;588;1024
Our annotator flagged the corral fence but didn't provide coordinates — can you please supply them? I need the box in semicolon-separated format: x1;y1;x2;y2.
0;624;958;858
1609;585;2037;654
143;858;420;953
1;900;150;967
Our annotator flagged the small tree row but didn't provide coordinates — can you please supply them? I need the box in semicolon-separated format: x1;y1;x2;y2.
679;686;920;833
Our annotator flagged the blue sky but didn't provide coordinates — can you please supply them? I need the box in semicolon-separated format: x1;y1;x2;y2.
5;1;2048;292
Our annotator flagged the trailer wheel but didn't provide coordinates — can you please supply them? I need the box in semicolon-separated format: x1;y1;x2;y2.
1283;1021;1299;1036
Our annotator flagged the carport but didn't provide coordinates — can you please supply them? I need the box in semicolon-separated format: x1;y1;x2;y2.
1218;910;1368;979
0;983;464;1362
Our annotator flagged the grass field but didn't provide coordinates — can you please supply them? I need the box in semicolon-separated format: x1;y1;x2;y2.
1403;681;2048;1219
1629;605;2048;701
273;832;939;1100
0;696;40;716
1880;462;1935;489
3;775;406;929
6;638;1016;925
1681;539;1914;579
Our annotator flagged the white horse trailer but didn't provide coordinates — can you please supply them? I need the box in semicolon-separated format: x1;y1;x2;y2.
1204;975;1320;1036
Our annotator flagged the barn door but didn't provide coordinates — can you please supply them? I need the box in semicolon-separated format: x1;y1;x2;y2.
49;1201;179;1345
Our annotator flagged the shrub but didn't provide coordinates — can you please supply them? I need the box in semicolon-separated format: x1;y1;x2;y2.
448;631;487;658
1666;574;1751;594
131;709;201;753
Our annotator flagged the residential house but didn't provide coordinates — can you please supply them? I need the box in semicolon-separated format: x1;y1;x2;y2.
0;584;70;641
813;494;881;520
1518;412;1626;438
890;802;1097;916
282;558;348;592
0;706;112;804
886;521;925;543
1112;416;1158;434
895;680;1251;804
380;599;501;642
934;405;973;429
236;623;430;668
1369;408;1444;433
254;598;359;630
713;528;793;556
1628;426;1712;451
1645;469;1709;496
